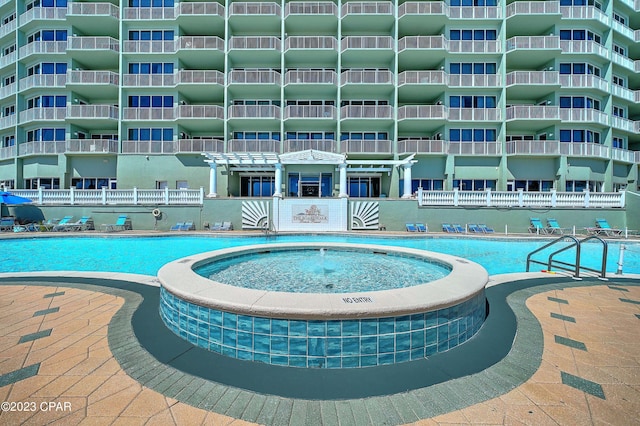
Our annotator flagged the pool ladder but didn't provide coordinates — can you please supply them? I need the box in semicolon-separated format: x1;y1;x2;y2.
526;235;608;280
262;220;276;237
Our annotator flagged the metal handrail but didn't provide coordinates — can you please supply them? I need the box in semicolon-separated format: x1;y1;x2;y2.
526;235;608;279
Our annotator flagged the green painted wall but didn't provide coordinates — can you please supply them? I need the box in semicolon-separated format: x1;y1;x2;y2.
116;155;209;189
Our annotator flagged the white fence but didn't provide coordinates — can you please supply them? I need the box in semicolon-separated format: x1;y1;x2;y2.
418;188;625;208
10;187;205;205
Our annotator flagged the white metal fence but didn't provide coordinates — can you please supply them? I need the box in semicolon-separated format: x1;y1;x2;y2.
10;187;205;205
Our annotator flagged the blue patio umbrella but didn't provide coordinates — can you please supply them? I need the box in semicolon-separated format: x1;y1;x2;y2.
0;191;32;205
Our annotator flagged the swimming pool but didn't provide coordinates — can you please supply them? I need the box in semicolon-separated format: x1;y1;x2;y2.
1;234;638;276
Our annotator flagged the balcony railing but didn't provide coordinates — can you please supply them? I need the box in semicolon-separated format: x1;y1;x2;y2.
0;82;16;99
65;139;119;153
179;70;224;85
12;187;204;205
228;36;281;50
506;140;562;155
67;2;119;18
67;36;119;52
610;84;637;102
418;188;624;208
123;37;224;53
19;6;67;24
560;5;608;24
284;2;337;16
0;145;16;160
0;115;16;129
285;36;337;50
559;142;609;158
229;69;280;84
123;107;175;120
0;19;15;38
559;74;609;91
228;139;280;152
448;142;501;155
66;105;119;119
122;73;177;86
505;1;559;17
341;139;392;154
397;139;447;154
284;105;336;119
611;116;637;133
506;36;559;51
506;105;560;120
447;40;501;53
397;105;447;120
560;40;608;58
506;71;559;85
19;74;66;90
285;69;337;85
0;52;16;68
19;107;66;122
229;2;280;16
178;2;225;17
177;139;224;153
611;148;637;163
448;74;500;87
66;70;119;86
448;6;500;18
398;35;447;50
283;139;336;153
341;36;393;50
398;70;447;85
340;105;393;119
398;1;445;16
341;69;393;84
559;108;608;125
18;141;66;156
123;6;176;19
19;41;67;57
176;105;224;119
341;2;393;16
121;140;174;154
228;105;281;119
448;108;501;121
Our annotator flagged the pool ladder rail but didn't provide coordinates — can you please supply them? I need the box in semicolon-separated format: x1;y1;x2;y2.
526;235;608;280
262;220;276;237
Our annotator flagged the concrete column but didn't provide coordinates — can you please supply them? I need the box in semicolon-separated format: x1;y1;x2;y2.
401;163;413;198
273;163;283;197
208;163;218;197
338;163;348;198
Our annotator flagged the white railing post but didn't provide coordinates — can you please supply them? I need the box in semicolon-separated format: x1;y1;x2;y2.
518;189;524;207
38;186;43;204
486;188;491;206
584;189;590;208
551;189;557;207
133;187;138;205
102;187;107;205
620;190;626;208
164;187;169;204
69;187;75;205
417;187;423;205
199;187;204;204
453;188;459;206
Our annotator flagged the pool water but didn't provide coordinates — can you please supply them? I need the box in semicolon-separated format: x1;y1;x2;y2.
195;248;451;293
1;235;638;276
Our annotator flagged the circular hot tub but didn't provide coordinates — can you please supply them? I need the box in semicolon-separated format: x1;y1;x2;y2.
158;243;488;369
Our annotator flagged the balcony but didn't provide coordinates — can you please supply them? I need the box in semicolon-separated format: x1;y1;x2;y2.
122;74;177;87
228;139;280;153
610;52;640;73
0;19;15;38
121;140;177;154
611;148;638;163
559;74;608;93
341;2;394;33
610;84;637;103
19;6;67;29
0;145;16;160
560;41;608;60
228;69;281;98
66;105;119;126
65;139;119;154
123;6;177;19
0;115;16;129
228;37;281;68
66;70;119;99
398;70;447;102
229;2;281;33
341;69;393;97
448;74;501;87
284;70;337;96
398;2;446;35
19;74;66;91
123;36;224;54
227;105;281;120
448;40;500;54
66;2;119;36
67;36;119;69
340;139;392;155
284;105;336;120
398;36;447;69
284;2;338;33
611;116;638;134
506;36;560;68
19;41;67;58
19;107;66;123
448;142;501;156
506;140;562;155
123;108;175;121
175;105;224;120
0;82;16;100
18;141;66;157
397;139;447;155
340;36;394;67
67;2;119;19
559;108;608;126
505;2;561;37
176;138;224;154
285;36;338;65
397;105;446;133
506;105;560;120
340;105;393;120
560;6;608;26
448;108;501;121
559;142;609;159
0;52;16;69
448;6;500;19
506;71;559;87
283;139;337;153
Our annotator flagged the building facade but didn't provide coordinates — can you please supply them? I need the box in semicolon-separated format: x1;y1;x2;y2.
0;0;638;198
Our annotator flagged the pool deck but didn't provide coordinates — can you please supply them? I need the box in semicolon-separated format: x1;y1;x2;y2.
0;268;639;425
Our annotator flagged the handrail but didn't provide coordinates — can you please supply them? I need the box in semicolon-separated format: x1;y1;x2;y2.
526;235;608;279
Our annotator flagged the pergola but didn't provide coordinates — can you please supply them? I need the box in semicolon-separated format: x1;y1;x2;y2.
202;150;416;198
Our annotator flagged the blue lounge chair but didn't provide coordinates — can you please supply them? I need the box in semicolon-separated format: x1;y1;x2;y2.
442;223;456;233
219;221;233;231
0;217;15;231
406;223;418;232
101;215;131;232
416;223;428;232
52;216;75;231
593;218;623;237
478;224;494;233
210;222;223;231
452;223;465;233
180;222;195;231
468;224;482;233
546;218;566;235
170;222;185;231
528;218;547;234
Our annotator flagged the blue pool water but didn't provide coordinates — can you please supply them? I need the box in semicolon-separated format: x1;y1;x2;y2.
1;234;638;276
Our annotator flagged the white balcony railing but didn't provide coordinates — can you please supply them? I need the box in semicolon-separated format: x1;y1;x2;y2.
341;36;393;50
559;108;609;125
506;105;560;120
65;139;119;153
397;139;448;154
448;40;500;53
506;140;562;155
398;1;445;17
66;105;119;119
123;107;175;120
0;82;16;99
341;139;392;154
506;71;559;85
229;69;281;84
123;37;224;53
176;105;224;119
397;105;447;119
284;1;337;16
19;74;66;90
285;69;337;85
123;6;176;19
559;74;609;92
67;2;119;18
398;70;447;85
340;105;393;119
0;145;16;160
19;107;66;122
178;70;224;85
448;108;501;121
67;36;119;52
284;105;336;119
19;41;67;57
66;70;119;85
176;139;224;153
228;138;280;152
559;142;609;158
505;1;560;17
398;35;447;50
448;74;500;87
283;139;337;153
611;116;637;133
11;187;205;205
448;6;500;18
560;5;608;24
122;140;175;154
228;105;281;119
228;36;281;50
18;141;66;156
448;142;501;155
229;2;281;16
178;1;225;17
560;40;609;58
341;1;393;16
506;36;559;51
285;36;337;50
611;148;637;163
19;6;67;24
341;69;393;84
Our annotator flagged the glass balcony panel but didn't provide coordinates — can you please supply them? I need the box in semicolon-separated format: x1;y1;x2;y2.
65;139;119;153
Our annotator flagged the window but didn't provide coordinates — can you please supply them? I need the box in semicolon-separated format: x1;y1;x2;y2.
41;0;67;6
128;95;173;107
340;132;388;140
27;30;67;43
559;129;600;143
559;63;600;77
566;180;599;192
612;75;625;87
449;63;496;74
612;106;625;118
285;131;335;140
449;29;497;41
232;131;281;140
612;137;626;149
559;29;601;44
3;105;14;116
559;96;600;110
72;177;114;189
450;0;497;5
3;75;15;86
449;128;497;142
128;128;173;141
3;44;15;56
129;30;174;41
449;96;496;108
28;63;67;75
512;180;553;192
404;179;444;193
348;176;380;198
613;44;626;56
27;95;66;109
26;128;65;142
453;179;496;191
560;0;586;4
241;176;275;197
128;62;174;74
129;0;174;6
2;135;14;147
2;13;15;26
25;178;60;189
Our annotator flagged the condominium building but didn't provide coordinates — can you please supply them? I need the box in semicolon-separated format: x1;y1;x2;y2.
0;0;638;198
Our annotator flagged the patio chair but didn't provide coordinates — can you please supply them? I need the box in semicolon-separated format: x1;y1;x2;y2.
416;223;428;233
170;222;185;231
546;218;566;235
468;224;482;233
442;223;456;233
478;224;494;233
101;215;131;232
52;216;75;231
13;222;40;232
219;221;233;231
179;222;195;231
406;223;418;232
452;224;465;233
528;218;547;234
593;218;623;237
0;217;15;231
210;222;223;231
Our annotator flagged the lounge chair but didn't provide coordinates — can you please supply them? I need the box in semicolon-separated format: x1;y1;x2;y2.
442;223;456;233
591;218;623;237
0;217;15;231
180;222;195;231
406;223;418;232
13;222;40;232
478;224;494;233
528;218;547;234
52;216;75;231
468;224;482;233
170;222;185;231
416;223;428;233
101;215;131;232
219;221;233;231
210;222;223;231
452;223;465;233
546;218;566;235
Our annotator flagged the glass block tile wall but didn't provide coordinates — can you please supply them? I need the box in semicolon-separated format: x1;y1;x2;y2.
160;287;486;369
